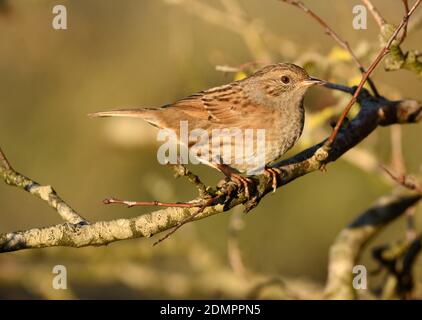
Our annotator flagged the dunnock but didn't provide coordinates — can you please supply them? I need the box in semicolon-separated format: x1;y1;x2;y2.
90;63;324;196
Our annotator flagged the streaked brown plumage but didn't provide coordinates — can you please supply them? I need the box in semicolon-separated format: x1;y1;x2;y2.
90;63;324;195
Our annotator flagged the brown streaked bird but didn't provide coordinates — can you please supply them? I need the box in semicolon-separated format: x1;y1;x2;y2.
89;63;324;197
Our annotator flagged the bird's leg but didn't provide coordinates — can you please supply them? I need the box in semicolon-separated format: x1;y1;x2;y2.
264;166;282;193
216;164;253;199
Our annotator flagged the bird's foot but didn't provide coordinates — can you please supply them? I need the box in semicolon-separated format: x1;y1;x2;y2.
264;167;282;193
215;163;254;199
229;173;253;199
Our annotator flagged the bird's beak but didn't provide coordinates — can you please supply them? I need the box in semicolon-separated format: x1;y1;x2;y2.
302;76;326;87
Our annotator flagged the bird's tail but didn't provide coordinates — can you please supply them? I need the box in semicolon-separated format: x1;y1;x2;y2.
88;108;163;128
88;108;150;119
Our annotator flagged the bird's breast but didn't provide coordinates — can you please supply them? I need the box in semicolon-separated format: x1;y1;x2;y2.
264;103;305;163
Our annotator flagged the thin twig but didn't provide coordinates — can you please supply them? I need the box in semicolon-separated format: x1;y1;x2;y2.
326;0;422;147
380;165;422;194
280;0;380;97
103;197;200;208
0;147;11;170
390;125;414;241
167;163;208;197
153;192;227;245
227;207;247;276
361;0;387;27
152;205;205;246
390;126;406;175
399;0;410;44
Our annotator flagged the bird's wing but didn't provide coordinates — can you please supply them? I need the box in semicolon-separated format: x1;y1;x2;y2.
168;82;257;127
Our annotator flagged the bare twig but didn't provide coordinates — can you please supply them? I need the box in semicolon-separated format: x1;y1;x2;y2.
0;147;11;170
399;0;410;44
153;191;228;246
280;0;380;97
389;125;415;241
326;0;422;147
168;163;208;197
390;126;406;175
361;0;387;27
380;165;422;194
103;197;200;208
228;207;247;276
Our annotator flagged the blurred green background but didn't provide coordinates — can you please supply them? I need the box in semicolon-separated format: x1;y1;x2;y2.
0;0;421;299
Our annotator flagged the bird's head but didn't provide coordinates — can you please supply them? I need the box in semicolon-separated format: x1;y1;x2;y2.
245;63;325;105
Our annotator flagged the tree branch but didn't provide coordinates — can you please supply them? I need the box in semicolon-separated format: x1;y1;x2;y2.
0;150;88;225
1;85;421;253
324;191;422;299
326;0;422;146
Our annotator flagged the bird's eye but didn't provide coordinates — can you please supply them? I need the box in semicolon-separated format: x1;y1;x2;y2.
281;76;290;84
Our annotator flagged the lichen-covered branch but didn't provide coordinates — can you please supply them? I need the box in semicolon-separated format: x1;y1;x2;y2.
324;191;422;300
1;85;421;253
381;24;422;77
372;232;422;299
0;149;88;225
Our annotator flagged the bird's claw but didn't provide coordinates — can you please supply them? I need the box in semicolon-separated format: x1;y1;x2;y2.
264;167;282;193
229;174;253;199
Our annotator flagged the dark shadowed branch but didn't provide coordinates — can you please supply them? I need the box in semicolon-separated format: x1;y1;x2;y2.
324;191;422;299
